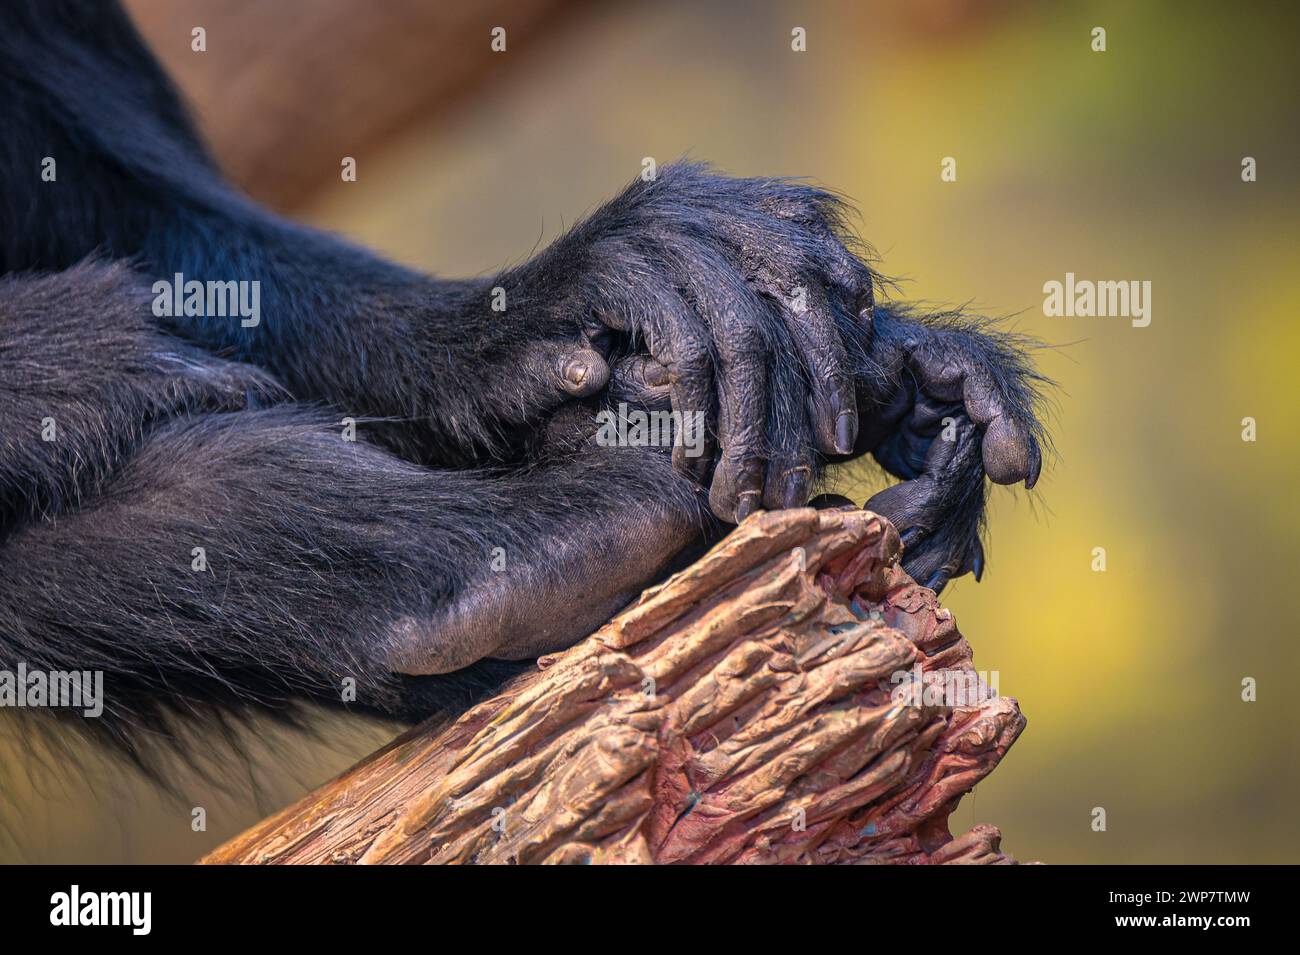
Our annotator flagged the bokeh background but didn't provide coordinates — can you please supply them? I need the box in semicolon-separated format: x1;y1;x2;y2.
2;0;1296;863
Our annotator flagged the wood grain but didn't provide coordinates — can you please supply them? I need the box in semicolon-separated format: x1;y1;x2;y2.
202;507;1026;865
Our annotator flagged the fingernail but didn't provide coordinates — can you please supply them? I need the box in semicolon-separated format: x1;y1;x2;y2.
558;351;610;396
856;286;875;323
781;467;811;509
1025;443;1043;490
835;410;857;454
735;491;762;524
972;553;984;582
563;358;590;387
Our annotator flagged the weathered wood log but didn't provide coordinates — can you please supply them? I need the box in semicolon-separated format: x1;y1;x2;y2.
201;507;1025;865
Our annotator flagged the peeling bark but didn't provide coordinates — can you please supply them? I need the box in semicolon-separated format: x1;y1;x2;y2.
201;507;1026;865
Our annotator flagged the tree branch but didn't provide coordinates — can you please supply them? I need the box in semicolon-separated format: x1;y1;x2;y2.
201;507;1026;865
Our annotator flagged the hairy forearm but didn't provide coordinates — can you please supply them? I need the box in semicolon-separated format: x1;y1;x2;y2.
385;445;711;675
145;207;522;458
0;0;573;463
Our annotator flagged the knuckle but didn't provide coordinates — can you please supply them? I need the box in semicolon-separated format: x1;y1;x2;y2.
716;315;769;367
667;331;711;377
728;320;764;366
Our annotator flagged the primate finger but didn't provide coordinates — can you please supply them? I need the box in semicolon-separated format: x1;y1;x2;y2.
864;416;986;594
959;364;1040;487
961;536;986;582
822;242;875;323
906;347;1041;489
762;399;815;511
608;355;672;410
982;416;1037;486
864;429;960;541
642;308;717;484
864;473;938;544
922;538;978;593
707;318;770;522
924;525;988;593
776;282;857;456
661;246;774;523
518;343;611;415
555;348;611;397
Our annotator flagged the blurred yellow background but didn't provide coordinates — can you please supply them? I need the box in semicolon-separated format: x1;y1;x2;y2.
2;0;1296;863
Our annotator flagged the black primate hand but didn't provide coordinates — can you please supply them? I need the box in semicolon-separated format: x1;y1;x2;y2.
852;309;1050;592
503;161;876;523
561;305;1050;597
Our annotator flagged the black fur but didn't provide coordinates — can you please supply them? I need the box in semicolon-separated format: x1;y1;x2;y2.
0;0;1046;761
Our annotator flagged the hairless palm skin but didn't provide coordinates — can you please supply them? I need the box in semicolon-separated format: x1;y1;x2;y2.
0;0;1047;759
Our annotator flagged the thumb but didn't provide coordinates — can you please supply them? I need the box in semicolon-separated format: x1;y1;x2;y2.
554;347;610;398
520;344;610;411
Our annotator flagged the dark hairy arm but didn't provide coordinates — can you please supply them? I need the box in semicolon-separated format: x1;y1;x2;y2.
0;263;713;752
0;0;1050;744
0;0;602;465
0;2;937;516
0;1;1047;540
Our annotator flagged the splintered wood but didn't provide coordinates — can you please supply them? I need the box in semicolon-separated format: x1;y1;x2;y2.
202;508;1026;865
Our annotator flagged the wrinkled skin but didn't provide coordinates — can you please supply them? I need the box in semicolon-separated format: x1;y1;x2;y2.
599;289;1048;596
515;165;1044;545
510;164;876;523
